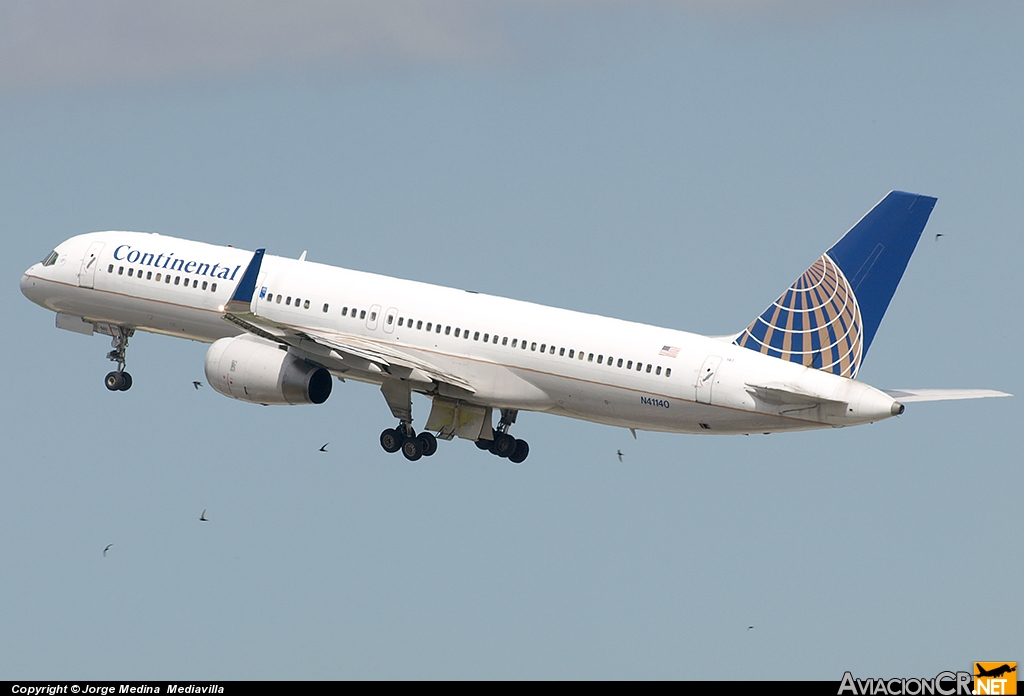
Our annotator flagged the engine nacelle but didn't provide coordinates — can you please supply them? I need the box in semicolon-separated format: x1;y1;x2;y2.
205;335;333;405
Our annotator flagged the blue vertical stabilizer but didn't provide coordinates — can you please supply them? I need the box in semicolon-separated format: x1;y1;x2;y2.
734;191;937;378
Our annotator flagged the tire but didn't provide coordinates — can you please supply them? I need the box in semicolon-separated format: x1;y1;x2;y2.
105;372;123;391
508;439;529;464
492;432;516;458
475;439;492;450
119;372;133;391
417;432;438;457
402;437;424;461
380;428;403;453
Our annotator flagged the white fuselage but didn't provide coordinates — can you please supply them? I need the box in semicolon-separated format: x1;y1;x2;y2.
21;231;902;435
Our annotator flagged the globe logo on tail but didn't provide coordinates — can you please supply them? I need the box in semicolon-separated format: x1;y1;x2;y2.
734;253;863;378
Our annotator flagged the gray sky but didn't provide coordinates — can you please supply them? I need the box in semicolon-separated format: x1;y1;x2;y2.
2;0;1020;680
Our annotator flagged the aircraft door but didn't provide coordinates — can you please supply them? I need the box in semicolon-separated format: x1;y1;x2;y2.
695;355;723;405
78;241;105;288
383;307;398;334
366;304;381;331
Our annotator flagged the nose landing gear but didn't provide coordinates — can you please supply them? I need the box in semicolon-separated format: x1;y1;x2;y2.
103;325;135;392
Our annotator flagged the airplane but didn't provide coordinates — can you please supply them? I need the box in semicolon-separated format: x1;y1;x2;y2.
20;191;1009;463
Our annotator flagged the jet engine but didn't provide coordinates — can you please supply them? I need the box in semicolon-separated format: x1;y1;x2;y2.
205;334;333;405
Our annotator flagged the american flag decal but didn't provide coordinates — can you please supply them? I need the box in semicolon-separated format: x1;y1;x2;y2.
659;345;680;358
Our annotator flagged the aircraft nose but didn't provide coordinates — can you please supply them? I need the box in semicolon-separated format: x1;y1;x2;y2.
21;268;46;306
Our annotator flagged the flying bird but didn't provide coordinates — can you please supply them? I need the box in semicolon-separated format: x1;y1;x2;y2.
200;509;208;521
193;381;203;389
617;449;623;462
319;443;329;452
103;544;113;557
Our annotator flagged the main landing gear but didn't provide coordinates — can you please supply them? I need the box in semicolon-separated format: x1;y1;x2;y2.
380;423;438;462
378;379;439;461
476;409;530;463
103;325;135;392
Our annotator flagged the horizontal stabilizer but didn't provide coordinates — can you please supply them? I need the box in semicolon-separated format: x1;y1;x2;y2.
745;383;845;407
882;388;1011;402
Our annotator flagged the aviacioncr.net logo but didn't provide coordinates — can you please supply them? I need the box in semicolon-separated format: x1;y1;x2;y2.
839;671;973;695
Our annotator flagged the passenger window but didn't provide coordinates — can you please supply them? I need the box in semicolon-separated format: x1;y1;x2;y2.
656;366;662;375
502;337;508;346
465;331;470;339
360;310;366;319
174;276;180;285
304;300;310;309
540;344;546;352
155;273;161;282
342;307;348;316
493;335;498;344
147;271;152;280
443;326;450;335
436;324;441;333
531;343;537;351
559;348;565;356
522;341;527;350
276;295;282;304
201;281;207;290
212;283;217;292
118;266;124;275
627;361;633;369
588;353;594;362
193;280;198;288
397;317;403;326
426;322;432;331
165;275;171;284
646;364;652;373
511;339;517;348
636;363;642;371
617;358;623;367
323;303;330;313
474;332;480;341
550;346;555;354
128;268;134;277
286;297;292;305
454;328;460;337
417;320;423;330
568;349;574;358
482;333;488;342
665;368;672;377
597;355;603;364
108;264;114;273
370;310;376;320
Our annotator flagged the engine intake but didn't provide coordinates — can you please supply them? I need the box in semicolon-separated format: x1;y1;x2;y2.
205;335;332;405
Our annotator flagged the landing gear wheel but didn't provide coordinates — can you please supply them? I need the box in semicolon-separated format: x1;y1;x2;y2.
105;372;123;391
508;439;529;464
417;432;438;457
118;372;133;391
380;428;403;453
475;439;492;450
402;437;424;461
491;432;517;458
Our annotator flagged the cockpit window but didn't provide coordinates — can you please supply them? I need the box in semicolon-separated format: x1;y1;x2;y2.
41;251;58;267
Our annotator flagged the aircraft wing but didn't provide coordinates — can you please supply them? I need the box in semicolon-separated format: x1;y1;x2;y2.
882;388;1011;402
221;248;476;394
